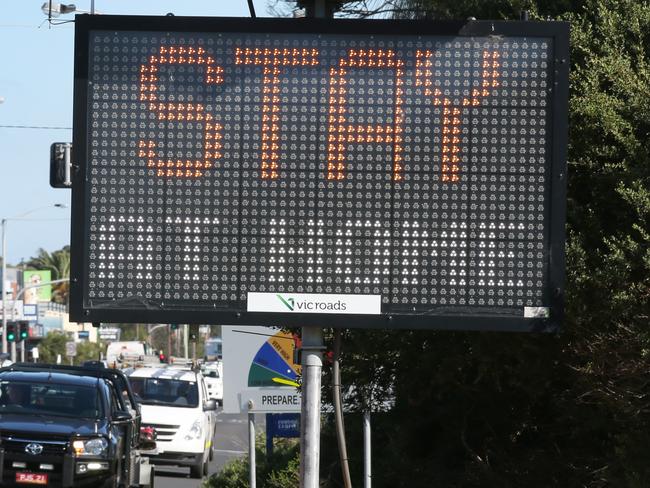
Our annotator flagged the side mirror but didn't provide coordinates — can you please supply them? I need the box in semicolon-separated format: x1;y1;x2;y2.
203;399;217;411
113;410;132;422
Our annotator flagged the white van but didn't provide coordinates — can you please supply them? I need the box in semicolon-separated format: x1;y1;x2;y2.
106;341;155;366
126;366;217;478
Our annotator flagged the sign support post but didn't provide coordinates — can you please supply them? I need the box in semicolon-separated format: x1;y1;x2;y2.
364;411;371;488
248;405;256;488
299;326;324;488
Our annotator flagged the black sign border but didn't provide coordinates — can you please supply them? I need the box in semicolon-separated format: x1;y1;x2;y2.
71;15;569;332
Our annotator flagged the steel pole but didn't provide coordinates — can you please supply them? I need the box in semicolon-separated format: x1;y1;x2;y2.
364;411;372;488
248;411;256;488
167;325;172;362
184;324;189;359
1;218;7;355
299;326;324;488
300;2;327;482
10;327;16;362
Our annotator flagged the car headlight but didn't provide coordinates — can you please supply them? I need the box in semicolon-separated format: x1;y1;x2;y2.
184;420;203;441
73;438;108;457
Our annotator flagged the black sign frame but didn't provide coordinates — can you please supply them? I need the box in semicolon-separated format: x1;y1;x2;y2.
70;15;569;332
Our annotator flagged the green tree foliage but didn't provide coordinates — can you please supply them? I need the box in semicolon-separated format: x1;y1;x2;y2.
26;246;70;303
36;331;105;365
204;438;299;488
318;1;650;487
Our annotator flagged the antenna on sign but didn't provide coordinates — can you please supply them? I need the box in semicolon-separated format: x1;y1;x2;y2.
247;0;257;18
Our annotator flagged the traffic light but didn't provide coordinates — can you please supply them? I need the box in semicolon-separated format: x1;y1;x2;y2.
6;322;16;342
170;324;178;331
19;321;29;340
189;324;199;341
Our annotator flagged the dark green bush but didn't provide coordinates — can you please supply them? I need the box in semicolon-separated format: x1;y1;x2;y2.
204;438;299;488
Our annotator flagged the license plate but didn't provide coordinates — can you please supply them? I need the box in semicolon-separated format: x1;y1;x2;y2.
16;472;48;485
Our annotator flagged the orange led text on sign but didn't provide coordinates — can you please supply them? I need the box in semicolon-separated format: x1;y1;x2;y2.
235;47;320;179
139;46;224;178
327;49;405;181
416;50;501;182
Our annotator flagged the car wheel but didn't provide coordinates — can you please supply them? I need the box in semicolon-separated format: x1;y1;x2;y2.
203;456;209;476
102;475;119;488
209;442;214;461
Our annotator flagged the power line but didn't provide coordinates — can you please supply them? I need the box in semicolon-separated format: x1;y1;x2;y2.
0;125;72;130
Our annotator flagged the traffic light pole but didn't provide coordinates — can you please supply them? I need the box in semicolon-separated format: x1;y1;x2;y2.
10;278;69;362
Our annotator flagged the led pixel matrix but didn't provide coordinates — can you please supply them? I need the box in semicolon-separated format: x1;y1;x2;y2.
73;18;569;329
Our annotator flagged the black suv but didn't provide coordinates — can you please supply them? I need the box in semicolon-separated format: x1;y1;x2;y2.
0;364;154;487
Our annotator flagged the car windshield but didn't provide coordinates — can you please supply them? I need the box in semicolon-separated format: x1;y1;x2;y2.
201;365;220;378
0;380;103;418
128;377;199;408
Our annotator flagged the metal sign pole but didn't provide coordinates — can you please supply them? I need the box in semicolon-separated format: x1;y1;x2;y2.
248;409;256;488
363;411;372;488
299;326;324;488
300;3;327;484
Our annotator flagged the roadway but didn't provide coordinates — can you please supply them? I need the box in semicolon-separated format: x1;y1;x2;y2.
155;410;262;488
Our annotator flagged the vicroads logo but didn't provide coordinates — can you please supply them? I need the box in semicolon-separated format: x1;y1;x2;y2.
276;294;347;312
276;295;295;311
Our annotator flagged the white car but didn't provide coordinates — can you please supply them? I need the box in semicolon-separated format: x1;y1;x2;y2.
201;361;223;405
126;366;217;478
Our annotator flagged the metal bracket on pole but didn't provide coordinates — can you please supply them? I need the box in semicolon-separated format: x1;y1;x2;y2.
63;143;72;187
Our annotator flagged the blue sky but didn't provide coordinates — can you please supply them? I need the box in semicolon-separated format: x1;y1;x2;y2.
0;0;272;265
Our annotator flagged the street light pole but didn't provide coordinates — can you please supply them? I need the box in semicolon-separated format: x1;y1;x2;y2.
1;204;68;356
2;217;8;355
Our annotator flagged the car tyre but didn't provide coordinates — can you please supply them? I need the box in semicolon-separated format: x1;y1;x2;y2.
102;475;119;488
209;442;214;461
203;456;209;476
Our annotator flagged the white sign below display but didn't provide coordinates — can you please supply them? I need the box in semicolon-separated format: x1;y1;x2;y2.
240;388;301;413
247;293;381;315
